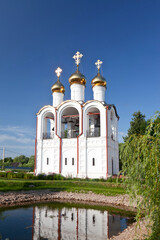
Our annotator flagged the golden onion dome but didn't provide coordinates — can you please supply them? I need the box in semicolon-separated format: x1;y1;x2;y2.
91;72;107;88
51;79;65;94
69;69;86;86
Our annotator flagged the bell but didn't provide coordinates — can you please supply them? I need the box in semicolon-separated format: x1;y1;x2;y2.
62;118;67;124
75;120;79;127
68;117;74;123
95;118;100;127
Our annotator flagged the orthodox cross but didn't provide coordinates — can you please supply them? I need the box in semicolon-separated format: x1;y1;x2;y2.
55;67;62;79
95;59;103;72
73;51;83;68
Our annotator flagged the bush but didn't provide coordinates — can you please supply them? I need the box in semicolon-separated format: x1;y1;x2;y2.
0;172;7;178
7;172;13;179
47;174;54;180
23;173;34;179
15;172;24;178
53;174;64;180
36;173;47;180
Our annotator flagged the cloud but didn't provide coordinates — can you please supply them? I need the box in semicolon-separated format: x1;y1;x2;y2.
0;126;35;137
5;145;34;149
0;125;35;157
119;131;127;137
0;134;34;144
118;131;127;143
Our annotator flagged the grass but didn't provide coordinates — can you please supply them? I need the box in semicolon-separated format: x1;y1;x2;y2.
0;179;126;196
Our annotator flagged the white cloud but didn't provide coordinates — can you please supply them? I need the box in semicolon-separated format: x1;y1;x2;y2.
5;145;34;149
0;134;34;144
119;131;127;137
0;125;35;157
0;125;35;137
118;131;127;143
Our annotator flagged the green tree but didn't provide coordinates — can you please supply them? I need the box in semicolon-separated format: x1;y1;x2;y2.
119;143;124;171
121;112;160;239
123;111;147;142
13;155;29;165
25;155;35;170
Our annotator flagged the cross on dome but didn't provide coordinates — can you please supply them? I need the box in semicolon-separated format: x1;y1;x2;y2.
55;67;62;78
95;59;103;71
73;51;83;67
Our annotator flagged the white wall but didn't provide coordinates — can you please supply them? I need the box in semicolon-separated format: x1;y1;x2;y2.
36;102;119;178
52;92;64;107
93;85;106;102
70;84;85;102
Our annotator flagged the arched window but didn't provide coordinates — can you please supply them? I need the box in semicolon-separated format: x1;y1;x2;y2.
42;112;55;139
61;107;79;138
86;107;100;137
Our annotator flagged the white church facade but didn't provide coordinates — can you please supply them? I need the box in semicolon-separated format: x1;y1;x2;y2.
35;52;119;179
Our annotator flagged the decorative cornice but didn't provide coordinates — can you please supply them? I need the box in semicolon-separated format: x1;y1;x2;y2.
36;105;54;115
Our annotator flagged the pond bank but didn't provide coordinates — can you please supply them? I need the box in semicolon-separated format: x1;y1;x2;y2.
0;190;150;239
0;190;136;210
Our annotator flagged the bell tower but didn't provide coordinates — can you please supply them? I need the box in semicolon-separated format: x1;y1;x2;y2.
69;51;86;102
91;60;106;102
51;67;65;107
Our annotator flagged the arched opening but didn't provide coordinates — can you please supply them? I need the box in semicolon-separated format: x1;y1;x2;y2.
61;107;79;138
42;112;55;139
86;107;100;137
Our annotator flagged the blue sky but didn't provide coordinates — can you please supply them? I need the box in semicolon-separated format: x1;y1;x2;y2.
0;0;159;158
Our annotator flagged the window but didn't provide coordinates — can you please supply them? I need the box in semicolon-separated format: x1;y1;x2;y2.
65;158;67;165
112;158;114;175
92;215;95;224
110;111;113;120
45;210;47;217
71;213;74;221
72;158;74;165
92;158;95;166
47;158;49;165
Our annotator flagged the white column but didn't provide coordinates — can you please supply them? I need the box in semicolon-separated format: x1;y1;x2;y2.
70;84;85;102
52;92;64;107
93;86;105;102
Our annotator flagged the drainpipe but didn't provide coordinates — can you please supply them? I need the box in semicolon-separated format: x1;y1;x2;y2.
77;106;83;176
34;116;38;175
106;106;109;179
55;110;62;174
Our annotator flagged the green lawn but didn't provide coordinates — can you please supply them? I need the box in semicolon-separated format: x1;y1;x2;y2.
0;179;125;196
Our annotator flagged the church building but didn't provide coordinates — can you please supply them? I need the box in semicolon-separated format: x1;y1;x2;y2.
35;51;119;178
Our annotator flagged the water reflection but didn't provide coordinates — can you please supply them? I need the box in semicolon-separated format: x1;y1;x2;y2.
33;206;128;240
0;204;133;240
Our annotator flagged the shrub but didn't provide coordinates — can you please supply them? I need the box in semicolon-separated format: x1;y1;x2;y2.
7;172;13;179
36;173;47;180
53;174;64;180
0;172;7;178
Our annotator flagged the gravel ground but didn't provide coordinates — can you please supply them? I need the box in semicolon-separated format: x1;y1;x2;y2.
0;190;151;239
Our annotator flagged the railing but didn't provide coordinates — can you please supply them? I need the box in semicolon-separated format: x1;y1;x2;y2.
86;128;100;137
61;130;79;139
43;132;54;139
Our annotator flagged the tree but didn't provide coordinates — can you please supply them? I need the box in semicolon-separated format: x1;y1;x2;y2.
121;112;160;239
13;155;29;165
119;143;124;171
123;111;147;142
24;155;34;170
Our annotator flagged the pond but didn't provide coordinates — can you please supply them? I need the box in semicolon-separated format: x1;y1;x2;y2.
0;202;135;240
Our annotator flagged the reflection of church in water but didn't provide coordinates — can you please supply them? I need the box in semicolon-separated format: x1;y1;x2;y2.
33;206;127;240
35;52;119;178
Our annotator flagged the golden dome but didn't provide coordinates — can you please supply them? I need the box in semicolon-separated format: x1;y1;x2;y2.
91;72;107;88
51;79;65;94
69;69;86;86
